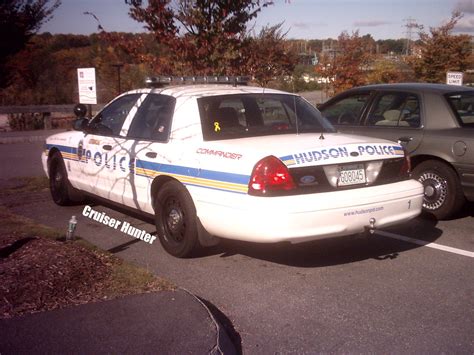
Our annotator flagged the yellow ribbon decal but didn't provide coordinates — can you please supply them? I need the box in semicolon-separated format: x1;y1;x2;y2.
214;121;221;132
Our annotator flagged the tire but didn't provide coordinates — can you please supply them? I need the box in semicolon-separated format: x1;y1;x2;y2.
412;160;465;220
49;153;75;206
154;180;199;258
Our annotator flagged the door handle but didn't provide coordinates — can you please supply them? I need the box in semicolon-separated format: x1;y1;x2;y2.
398;136;413;145
102;144;112;151
145;152;157;159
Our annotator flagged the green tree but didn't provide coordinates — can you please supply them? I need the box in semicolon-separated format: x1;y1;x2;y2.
376;39;405;54
408;12;472;83
0;0;61;88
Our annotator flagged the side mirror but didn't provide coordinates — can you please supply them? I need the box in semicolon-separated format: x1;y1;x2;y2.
73;103;88;118
73;117;89;131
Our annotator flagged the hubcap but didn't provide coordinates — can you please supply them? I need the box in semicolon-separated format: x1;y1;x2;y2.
163;197;186;243
418;172;447;210
167;208;182;232
52;168;63;193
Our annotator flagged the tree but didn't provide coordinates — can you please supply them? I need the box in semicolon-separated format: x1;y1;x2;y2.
367;59;414;84
125;0;272;75
315;30;374;94
376;39;406;54
244;23;296;86
0;0;61;88
407;12;472;83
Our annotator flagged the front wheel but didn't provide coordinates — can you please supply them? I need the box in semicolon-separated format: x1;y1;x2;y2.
49;153;75;206
154;180;200;258
412;160;465;220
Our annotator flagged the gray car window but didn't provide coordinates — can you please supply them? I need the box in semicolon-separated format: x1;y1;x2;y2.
446;93;474;126
367;93;420;128
321;93;370;125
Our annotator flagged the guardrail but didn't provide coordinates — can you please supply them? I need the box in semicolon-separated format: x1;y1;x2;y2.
0;104;104;130
0;104;104;114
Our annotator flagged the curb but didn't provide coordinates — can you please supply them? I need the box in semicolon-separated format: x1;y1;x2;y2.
180;288;238;355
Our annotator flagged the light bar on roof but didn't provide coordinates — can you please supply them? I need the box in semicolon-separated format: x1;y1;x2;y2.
145;75;251;87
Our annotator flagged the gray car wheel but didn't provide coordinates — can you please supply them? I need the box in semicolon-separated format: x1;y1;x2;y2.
412;160;465;220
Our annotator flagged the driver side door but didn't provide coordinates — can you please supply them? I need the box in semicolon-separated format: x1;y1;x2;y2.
80;94;142;199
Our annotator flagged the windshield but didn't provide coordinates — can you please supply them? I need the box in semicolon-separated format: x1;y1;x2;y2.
198;93;335;141
445;92;474;127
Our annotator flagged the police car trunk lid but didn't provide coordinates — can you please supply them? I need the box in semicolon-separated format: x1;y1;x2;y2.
212;133;408;193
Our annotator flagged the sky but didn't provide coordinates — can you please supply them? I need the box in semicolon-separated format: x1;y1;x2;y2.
40;0;474;40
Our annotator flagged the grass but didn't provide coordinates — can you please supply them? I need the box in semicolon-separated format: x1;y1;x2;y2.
0;176;49;195
0;206;174;318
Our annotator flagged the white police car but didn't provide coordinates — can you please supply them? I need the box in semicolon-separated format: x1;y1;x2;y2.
42;76;424;257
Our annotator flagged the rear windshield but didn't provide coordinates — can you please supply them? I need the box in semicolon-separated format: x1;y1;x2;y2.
197;93;335;140
445;92;474;127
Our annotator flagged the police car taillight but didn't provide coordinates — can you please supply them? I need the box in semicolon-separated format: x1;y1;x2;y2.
248;156;296;196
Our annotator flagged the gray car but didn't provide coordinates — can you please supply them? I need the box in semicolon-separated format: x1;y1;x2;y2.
319;83;474;219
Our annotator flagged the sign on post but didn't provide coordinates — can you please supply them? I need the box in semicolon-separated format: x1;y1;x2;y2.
77;68;97;104
446;71;463;86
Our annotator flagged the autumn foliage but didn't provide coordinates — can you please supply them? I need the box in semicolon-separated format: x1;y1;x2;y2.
407;12;472;83
315;31;375;94
0;0;61;88
1;1;472;107
125;0;277;75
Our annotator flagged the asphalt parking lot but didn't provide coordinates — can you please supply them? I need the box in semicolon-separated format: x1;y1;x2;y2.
1;141;473;353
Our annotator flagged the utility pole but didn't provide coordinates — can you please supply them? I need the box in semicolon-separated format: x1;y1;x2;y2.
111;63;124;95
403;17;417;56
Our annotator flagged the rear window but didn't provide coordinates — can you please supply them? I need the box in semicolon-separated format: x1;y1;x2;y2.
198;94;335;141
445;92;474;127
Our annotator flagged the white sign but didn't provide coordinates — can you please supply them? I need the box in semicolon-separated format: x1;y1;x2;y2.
446;71;463;86
77;68;97;104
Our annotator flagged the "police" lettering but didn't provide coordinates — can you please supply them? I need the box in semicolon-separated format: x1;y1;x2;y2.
80;149;131;173
290;144;402;165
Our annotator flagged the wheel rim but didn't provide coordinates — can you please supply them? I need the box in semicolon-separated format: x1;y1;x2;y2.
418;172;447;210
162;196;186;243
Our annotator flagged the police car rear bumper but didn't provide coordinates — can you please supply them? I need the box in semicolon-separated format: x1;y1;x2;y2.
196;179;424;243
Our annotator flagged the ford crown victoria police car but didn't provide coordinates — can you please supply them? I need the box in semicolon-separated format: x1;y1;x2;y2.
42;76;424;257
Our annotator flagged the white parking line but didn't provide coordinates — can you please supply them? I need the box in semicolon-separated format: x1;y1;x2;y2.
376;230;474;258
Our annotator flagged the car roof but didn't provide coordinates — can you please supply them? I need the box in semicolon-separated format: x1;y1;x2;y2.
125;84;289;98
344;83;474;94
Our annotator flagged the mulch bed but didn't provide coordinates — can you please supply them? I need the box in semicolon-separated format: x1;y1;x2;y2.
0;234;112;319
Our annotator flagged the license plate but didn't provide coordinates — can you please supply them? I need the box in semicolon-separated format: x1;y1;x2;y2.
338;164;366;186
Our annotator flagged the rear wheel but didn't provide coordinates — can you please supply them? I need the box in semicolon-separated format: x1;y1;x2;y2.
49;153;75;206
412;160;465;220
154;180;199;258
